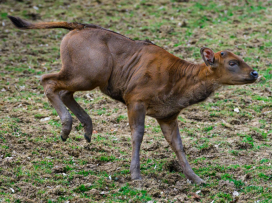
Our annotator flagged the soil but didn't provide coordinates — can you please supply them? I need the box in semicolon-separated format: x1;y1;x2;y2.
0;0;272;202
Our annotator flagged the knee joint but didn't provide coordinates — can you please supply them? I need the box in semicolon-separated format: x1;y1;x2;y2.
44;88;55;98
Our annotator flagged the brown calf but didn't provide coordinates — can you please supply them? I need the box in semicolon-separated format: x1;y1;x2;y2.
9;16;258;184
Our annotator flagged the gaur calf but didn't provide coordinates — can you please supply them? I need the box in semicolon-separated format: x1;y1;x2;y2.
8;16;258;184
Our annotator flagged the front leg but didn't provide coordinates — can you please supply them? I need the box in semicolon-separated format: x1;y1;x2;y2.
157;118;204;184
127;102;146;180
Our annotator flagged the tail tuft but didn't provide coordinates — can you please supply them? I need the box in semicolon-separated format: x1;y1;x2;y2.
8;16;32;29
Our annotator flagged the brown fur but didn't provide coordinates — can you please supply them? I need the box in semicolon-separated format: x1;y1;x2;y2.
9;16;258;184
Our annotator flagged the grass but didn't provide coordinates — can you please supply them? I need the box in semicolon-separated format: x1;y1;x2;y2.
1;0;272;202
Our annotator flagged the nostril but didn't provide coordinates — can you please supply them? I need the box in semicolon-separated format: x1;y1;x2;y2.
250;71;258;78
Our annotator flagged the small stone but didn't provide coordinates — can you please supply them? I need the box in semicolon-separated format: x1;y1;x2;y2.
179;20;187;27
40;117;50;122
52;165;66;173
85;183;92;187
3;157;13;165
100;191;109;195
176;194;188;202
241;174;250;182
265;87;272;93
224;123;233;129
233;191;239;196
86;188;100;195
19;86;25;90
144;142;160;151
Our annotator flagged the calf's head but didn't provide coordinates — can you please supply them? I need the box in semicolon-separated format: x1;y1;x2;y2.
200;47;258;85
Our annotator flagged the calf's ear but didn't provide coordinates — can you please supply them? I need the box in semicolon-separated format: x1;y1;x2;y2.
200;47;216;68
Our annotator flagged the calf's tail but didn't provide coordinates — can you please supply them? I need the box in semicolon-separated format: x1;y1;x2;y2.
8;16;84;30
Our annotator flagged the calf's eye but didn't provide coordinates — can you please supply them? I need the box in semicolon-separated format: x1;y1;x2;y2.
221;52;224;56
229;62;236;66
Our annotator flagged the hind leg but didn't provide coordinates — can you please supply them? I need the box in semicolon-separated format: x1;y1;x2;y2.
59;90;93;143
41;41;112;141
40;73;72;141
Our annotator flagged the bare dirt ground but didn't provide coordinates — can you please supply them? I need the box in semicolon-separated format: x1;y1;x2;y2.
0;0;272;202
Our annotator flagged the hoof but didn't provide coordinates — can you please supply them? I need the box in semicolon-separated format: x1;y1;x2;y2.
194;178;206;185
131;176;142;181
61;135;67;142
188;176;205;185
84;133;91;143
131;173;142;181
